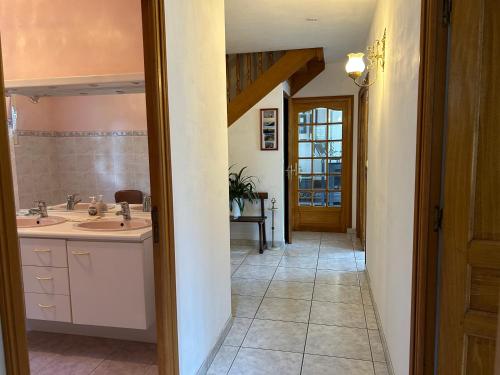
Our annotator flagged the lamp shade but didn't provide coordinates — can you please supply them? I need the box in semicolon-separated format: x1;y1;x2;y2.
345;53;366;79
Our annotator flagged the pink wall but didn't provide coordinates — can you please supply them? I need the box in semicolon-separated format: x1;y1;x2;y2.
0;0;144;81
15;94;147;131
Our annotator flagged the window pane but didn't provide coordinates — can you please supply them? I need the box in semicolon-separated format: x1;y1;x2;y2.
313;142;327;157
328;141;342;157
328;175;342;189
313;192;326;207
328;159;342;174
299;111;313;124
328;109;342;123
298;126;312;141
328;191;342;207
298;159;312;174
328;124;342;140
299;191;312;206
313;159;326;174
312;175;326;190
314;108;328;123
314;125;327;140
299;175;312;189
299;142;312;157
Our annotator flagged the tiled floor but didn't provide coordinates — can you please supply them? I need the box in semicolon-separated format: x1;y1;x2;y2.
209;232;389;375
28;331;157;374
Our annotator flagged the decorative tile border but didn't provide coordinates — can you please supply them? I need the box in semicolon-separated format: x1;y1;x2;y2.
16;130;148;137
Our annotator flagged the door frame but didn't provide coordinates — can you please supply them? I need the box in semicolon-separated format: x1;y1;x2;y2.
289;95;353;233
355;86;369;248
0;1;180;374
410;0;449;373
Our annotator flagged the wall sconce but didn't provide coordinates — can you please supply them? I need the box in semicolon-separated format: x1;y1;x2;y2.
345;28;386;87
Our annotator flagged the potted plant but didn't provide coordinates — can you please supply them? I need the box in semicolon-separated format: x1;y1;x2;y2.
229;166;258;219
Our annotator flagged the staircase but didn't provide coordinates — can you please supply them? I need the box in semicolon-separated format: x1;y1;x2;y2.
226;48;325;126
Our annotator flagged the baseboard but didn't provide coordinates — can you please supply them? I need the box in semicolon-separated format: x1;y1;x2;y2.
365;270;396;375
196;315;233;375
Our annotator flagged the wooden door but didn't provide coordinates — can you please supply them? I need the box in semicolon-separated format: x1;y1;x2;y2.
437;0;500;373
291;96;353;232
356;87;368;247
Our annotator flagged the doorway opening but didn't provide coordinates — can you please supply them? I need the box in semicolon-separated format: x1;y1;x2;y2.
0;1;178;374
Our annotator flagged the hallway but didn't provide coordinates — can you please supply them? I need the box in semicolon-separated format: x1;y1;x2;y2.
208;233;389;374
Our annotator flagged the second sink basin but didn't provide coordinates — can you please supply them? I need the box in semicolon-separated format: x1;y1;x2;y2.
17;216;66;228
74;218;152;231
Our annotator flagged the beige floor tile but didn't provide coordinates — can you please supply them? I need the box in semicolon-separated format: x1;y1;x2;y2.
256;297;311;323
321;233;353;242
228;348;302;375
319;247;355;259
369;329;386;362
310;301;366;328
242;319;308;353
92;360;152;374
292;231;322;240
273;267;316;283
302;354;375;375
320;239;353;249
232;295;263;318
364;305;378;329
224;318;253;346
265;281;314;300
233;265;277;280
317;258;358;271
279;256;318;269
305;324;372;361
374;362;389;375
357;261;366;271
231;264;240;276
207;345;239;375
313;284;362;304
315;270;359;286
243;254;282;267
232;278;270;297
362;288;373;306
285;247;320;257
288;238;321;247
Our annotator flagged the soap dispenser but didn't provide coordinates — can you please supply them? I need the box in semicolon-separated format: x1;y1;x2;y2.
97;194;107;215
88;196;98;216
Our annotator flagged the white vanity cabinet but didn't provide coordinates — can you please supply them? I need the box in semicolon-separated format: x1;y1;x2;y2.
19;236;154;330
67;238;154;330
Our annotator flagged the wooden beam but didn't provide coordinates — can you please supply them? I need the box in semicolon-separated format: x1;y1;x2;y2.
228;48;323;126
289;57;325;96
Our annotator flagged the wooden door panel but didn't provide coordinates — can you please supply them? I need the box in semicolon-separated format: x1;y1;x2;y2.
438;0;500;373
291;96;353;233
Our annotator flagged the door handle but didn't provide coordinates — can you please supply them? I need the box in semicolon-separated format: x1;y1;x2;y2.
36;276;53;281
286;163;298;179
72;251;90;256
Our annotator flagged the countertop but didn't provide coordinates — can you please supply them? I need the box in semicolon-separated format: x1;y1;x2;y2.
17;207;152;243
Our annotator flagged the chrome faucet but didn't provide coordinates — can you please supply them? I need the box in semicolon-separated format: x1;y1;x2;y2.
143;194;151;212
29;201;48;218
116;202;132;221
66;194;81;210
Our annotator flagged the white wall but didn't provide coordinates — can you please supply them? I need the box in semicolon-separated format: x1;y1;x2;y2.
229;84;285;244
364;0;421;374
294;62;359;228
164;1;231;374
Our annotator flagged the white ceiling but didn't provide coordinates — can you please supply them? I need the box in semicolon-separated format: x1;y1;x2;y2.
225;0;377;63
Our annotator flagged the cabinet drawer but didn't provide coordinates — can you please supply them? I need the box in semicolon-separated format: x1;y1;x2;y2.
20;238;67;267
22;266;69;295
25;293;72;323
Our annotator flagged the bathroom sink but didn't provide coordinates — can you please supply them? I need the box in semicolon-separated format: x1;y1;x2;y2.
17;216;66;228
74;218;152;231
50;203;115;211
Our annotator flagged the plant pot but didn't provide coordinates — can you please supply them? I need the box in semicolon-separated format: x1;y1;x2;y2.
231;199;242;219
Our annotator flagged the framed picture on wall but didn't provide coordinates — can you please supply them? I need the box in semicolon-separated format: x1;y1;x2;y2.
260;108;278;151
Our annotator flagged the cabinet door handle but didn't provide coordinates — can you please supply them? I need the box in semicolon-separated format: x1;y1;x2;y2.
38;303;55;309
72;251;90;255
33;249;51;253
36;276;53;281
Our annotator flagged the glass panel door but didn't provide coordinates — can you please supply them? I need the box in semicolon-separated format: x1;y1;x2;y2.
297;108;343;208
